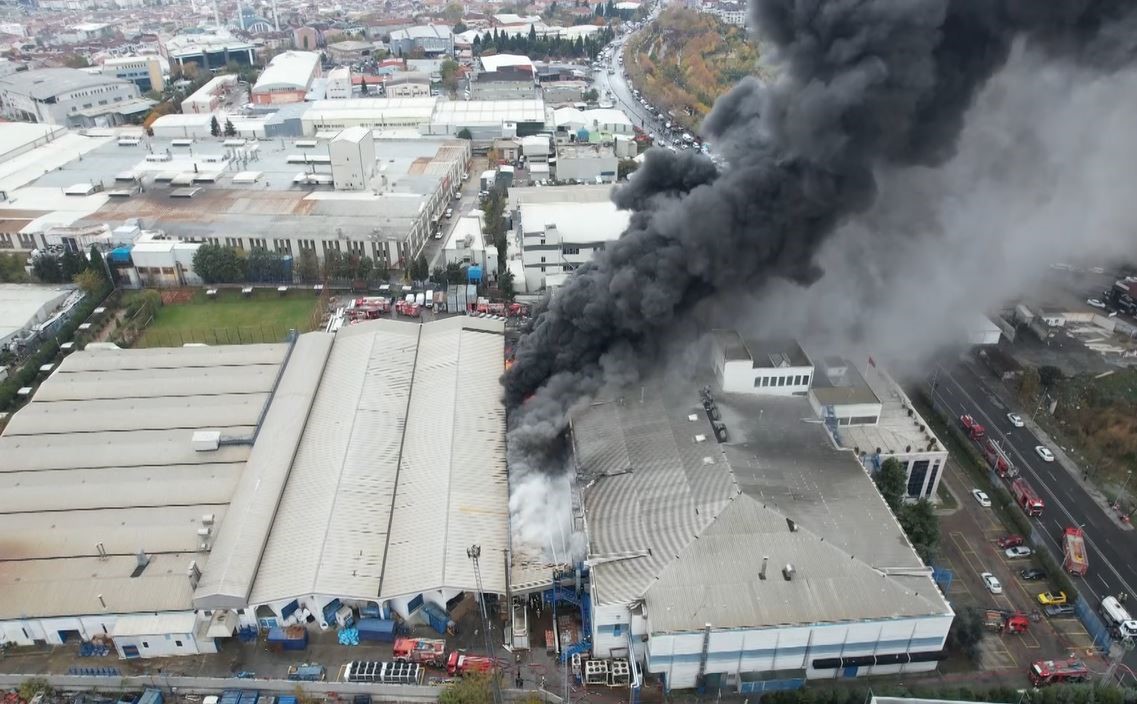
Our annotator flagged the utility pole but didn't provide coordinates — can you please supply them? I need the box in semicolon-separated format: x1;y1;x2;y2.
468;544;502;704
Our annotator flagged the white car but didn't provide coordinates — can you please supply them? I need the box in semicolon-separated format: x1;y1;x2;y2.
1007;413;1024;428
1005;546;1033;559
972;489;992;507
981;572;1003;594
444;208;453;219
1035;446;1055;462
1087;298;1106;309
454;192;462;200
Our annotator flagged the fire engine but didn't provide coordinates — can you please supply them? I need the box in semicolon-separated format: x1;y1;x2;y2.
395;299;421;318
1029;657;1088;686
984;609;1030;634
446;652;496;676
1062;526;1089;576
392;637;445;667
960;414;986;441
1011;477;1045;517
982;439;1016;478
346;297;391;321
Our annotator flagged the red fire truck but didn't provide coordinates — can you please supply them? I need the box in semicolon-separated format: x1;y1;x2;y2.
1062;526;1089;576
1029;657;1089;686
961;414;986;441
1011;477;1045;517
982;439;1016;478
392;637;445;667
446;652;496;677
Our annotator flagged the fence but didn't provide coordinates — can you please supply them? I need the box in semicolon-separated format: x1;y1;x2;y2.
134;326;295;348
931;566;954;593
1074;594;1114;651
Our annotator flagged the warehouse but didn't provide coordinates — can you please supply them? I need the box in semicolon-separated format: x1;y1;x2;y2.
428;98;549;140
0;284;81;352
0;317;509;655
559;368;954;691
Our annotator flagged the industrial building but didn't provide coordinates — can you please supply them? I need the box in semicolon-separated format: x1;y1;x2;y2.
554;107;634;137
161;30;255;71
441;211;498;277
95;56;165;93
0;129;469;267
300;97;440;136
251;51;321;105
712;332;815;396
0;316;508;652
387;25;454;57
428;98;550;140
554;143;619;183
0;284;84;352
546;372;953;691
507;184;630;291
180;75;239;115
0;68;152;126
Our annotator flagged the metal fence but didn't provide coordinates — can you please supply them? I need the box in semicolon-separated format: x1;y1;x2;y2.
1074;593;1114;651
135;326;295;348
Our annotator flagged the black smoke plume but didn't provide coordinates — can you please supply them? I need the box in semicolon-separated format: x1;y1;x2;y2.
503;0;1137;548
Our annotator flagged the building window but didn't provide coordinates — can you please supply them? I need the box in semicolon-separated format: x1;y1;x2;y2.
907;459;931;497
540;256;545;263
225;237;243;250
0;233;12;248
274;238;292;253
142;641;149;648
175;640;183;647
925;461;941;498
250;238;267;249
563;246;579;255
612;624;622;637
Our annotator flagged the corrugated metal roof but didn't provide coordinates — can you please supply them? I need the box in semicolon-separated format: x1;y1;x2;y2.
644;493;948;633
250;317;508;606
0;342;289;620
193;332;334;609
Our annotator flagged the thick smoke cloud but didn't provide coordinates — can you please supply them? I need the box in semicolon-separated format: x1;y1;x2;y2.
503;0;1137;556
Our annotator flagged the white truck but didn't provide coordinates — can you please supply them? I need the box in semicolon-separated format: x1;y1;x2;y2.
1100;596;1137;639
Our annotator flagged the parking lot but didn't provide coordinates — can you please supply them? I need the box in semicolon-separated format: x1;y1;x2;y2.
936;460;1099;679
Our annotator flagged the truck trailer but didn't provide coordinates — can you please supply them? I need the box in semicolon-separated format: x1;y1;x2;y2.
1100;596;1137;639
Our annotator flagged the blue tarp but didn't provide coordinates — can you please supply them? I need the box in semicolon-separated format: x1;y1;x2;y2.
467;265;482;283
109;246;132;263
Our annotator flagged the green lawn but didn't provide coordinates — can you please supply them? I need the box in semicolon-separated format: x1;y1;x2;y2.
134;289;320;347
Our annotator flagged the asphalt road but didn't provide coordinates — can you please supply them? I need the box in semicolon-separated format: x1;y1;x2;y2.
929;362;1137;665
593;30;680;141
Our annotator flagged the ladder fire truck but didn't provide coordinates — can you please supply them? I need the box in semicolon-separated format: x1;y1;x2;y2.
1029;657;1089;686
1062;526;1089;576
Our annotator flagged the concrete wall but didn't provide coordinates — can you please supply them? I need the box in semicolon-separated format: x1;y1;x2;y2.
115;631;205;659
554;154;618;183
717;359;812;396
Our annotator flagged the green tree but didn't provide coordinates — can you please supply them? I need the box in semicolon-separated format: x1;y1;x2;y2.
32;254;64;283
72;268;104;296
210;115;221;137
1018;366;1041;406
1039;365;1063;389
88;245;108;285
297;248;319;283
246;247;288;283
223;119;237;137
0;253;29;283
617;158;639;180
439;673;493;704
357;255;374;281
582;88;599;102
409;254;430;282
454;21;468;33
360;75;368;95
446;261;464;284
322;249;346;280
529;23;538;42
874;457;907;512
192;243;246;283
440;58;461;93
60;250;88;281
898;499;939;563
62;54;90;68
430;266;448;286
499;268;515;300
373;256;390;282
945;606;985;663
442;1;464;22
457;127;473;140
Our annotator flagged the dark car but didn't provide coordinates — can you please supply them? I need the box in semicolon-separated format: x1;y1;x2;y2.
1045;604;1076;617
1019;567;1047;581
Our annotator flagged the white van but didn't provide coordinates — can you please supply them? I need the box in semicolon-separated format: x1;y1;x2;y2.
424;290;434;308
1100;596;1137;638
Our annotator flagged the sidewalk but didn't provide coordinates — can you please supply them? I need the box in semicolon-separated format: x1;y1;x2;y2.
963;360;1133;532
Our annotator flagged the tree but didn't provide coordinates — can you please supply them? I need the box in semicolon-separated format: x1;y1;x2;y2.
1039;365;1063;389
1018;366;1041;406
60;250;88;281
322;249;346;281
454;21;468;34
946;606;985;663
446;261;464;284
440;58;460;93
223;119;237;137
0;253;29;283
297;248;319;283
874;457;907;512
192;244;246;283
499;268;516;300
210;115;221;137
529;23;538;42
439;673;493;704
32;254;63;283
62;54;90;68
360;75;368;95
617;158;639;180
72;268;104;296
430;266;448;286
246;247;288;283
409;254;430;282
898;499;939;563
442;1;464;22
457;127;473;140
88;245;108;285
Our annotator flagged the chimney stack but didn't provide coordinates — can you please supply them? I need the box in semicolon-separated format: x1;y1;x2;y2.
782;564;796;581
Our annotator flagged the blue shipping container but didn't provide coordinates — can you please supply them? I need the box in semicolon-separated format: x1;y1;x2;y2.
359;603;381;619
238;691;259;704
267;627;308;650
356;618;396;643
420;603;452;635
138;690;163;704
220;691;242;704
277;698;298;704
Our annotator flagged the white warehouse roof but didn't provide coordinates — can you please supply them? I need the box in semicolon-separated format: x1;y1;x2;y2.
432;98;546;126
250;316;509;606
254;51;320;92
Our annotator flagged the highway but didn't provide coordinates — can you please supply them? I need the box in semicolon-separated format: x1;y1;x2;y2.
929;362;1137;665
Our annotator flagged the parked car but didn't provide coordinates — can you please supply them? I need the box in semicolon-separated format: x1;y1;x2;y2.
981;572;1003;594
1035;446;1056;462
1005;546;1033;559
1038;591;1068;605
1045;604;1076;617
997;534;1024;549
972;489;992;507
444;208;454;219
1019;567;1047;581
1007;413;1025;427
1087;298;1107;309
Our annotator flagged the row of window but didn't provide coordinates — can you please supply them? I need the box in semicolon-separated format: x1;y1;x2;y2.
70;94;126;113
755;374;810;388
0;232;39;248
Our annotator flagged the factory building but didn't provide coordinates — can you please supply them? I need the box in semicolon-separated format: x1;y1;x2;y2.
547;369;953;692
251;51;321;105
0;316;508;653
180;75;238;115
388;25;454;57
0;284;84;353
95;56;165;93
161;30;255;71
508;184;629;291
0;68;151;127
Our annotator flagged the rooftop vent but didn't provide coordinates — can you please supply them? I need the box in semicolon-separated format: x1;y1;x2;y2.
131;550;150;578
187;560;201;589
786;518;797;532
192;430;221;452
782;563;796;581
759;556;769;581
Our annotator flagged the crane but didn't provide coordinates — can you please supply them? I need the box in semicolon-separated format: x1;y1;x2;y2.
467;545;502;704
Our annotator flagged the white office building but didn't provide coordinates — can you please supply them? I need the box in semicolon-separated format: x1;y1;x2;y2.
712;331;814;395
0;68;149;126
